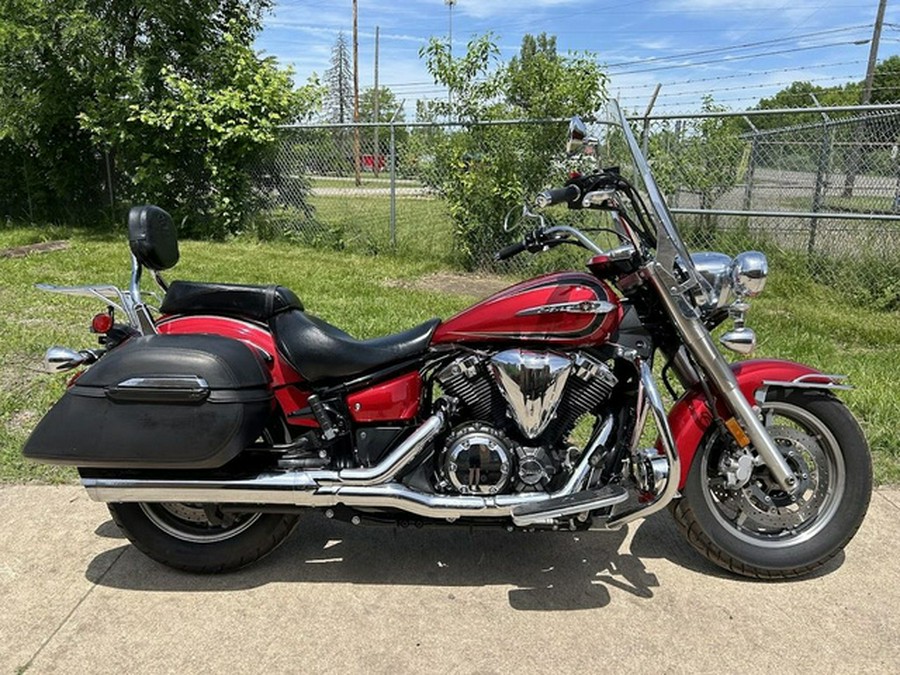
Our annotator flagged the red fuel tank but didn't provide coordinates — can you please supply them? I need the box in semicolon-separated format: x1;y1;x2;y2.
432;272;622;347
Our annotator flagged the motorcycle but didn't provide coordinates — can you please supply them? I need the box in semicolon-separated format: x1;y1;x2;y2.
24;101;871;578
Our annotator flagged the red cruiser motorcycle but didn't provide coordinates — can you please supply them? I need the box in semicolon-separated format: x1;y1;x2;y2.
25;102;871;577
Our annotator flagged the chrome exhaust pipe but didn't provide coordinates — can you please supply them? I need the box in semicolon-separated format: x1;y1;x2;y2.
84;471;558;519
332;411;445;486
81;409;658;524
83;471;322;505
82;411;616;521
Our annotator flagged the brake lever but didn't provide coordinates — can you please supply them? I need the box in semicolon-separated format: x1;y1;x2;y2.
524;228;569;253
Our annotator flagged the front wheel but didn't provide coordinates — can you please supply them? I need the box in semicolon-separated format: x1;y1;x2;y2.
108;502;299;573
671;389;872;579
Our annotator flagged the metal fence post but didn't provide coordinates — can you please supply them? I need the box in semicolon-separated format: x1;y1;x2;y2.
743;136;757;212
742;117;758;213
641;84;661;158
810;115;833;259
389;121;397;248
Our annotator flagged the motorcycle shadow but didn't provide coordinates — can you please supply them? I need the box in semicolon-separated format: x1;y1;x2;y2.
86;510;840;610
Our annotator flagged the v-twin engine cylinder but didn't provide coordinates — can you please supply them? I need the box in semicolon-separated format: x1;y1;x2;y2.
437;349;617;449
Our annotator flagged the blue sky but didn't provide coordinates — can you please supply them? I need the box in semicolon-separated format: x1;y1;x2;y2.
257;0;900;116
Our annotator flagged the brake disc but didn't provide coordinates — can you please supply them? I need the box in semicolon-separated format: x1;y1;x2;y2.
735;426;828;531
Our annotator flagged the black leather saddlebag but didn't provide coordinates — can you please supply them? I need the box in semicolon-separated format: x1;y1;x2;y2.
24;334;272;469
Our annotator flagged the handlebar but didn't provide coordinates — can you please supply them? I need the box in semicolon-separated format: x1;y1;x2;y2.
494;224;610;262
493;241;529;262
535;184;581;208
494;173;641;262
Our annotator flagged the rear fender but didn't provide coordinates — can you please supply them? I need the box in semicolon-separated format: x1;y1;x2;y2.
668;359;850;488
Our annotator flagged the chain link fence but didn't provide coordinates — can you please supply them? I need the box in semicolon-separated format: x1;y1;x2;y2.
639;105;900;308
249;105;900;305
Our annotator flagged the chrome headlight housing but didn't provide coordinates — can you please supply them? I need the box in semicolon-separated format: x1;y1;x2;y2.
731;251;768;298
691;252;735;310
691;250;768;310
691;251;768;355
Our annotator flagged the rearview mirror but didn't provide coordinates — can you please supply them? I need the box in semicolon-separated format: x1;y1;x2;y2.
567;116;588;155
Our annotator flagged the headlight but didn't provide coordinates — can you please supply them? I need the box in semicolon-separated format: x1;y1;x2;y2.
691;250;768;311
691;252;734;309
731;251;768;298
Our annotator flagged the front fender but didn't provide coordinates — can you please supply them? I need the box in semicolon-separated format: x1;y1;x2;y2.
668;359;844;488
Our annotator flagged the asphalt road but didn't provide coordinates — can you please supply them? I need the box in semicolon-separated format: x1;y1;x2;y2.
2;485;898;674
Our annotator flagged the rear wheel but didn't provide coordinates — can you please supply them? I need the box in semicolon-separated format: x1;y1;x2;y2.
672;389;872;579
109;502;299;573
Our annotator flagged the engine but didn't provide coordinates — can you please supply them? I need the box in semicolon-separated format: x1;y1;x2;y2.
435;349;617;495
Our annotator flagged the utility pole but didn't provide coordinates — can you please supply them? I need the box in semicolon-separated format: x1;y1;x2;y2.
352;0;361;187
843;0;887;197
373;25;380;177
445;0;456;113
862;0;887;105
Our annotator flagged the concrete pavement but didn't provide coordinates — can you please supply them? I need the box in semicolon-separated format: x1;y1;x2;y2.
2;485;898;674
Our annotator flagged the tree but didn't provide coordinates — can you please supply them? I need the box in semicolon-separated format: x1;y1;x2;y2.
870;55;900;104
650;96;747;238
0;0;115;221
418;33;606;268
505;33;605;118
323;32;353;124
0;0;320;234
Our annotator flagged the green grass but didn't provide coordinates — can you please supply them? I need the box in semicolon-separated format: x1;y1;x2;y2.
1;223;898;484
259;194;461;267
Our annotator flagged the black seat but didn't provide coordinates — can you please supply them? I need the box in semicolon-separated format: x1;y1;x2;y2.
161;281;303;323
272;310;440;384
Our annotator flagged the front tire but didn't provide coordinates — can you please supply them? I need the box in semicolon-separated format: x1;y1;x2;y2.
672;389;872;579
109;502;299;573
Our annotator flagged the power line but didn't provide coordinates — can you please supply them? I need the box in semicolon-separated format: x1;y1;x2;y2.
605;24;871;69
611;39;871;75
610;60;867;91
641;75;871;100
384;59;876;93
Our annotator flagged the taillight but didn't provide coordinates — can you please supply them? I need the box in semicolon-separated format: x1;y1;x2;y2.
91;313;114;334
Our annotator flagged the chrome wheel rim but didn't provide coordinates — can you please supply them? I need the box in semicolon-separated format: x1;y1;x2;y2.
139;503;262;544
701;400;845;549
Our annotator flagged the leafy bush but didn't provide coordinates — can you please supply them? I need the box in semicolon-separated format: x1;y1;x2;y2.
0;1;321;236
418;33;606;269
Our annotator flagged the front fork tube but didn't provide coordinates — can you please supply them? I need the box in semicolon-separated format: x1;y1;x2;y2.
601;359;681;529
645;264;798;493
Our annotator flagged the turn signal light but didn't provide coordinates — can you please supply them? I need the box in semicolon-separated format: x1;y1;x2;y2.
91;313;114;334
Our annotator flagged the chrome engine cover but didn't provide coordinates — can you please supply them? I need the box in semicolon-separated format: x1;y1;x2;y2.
488;349;573;439
441;425;514;495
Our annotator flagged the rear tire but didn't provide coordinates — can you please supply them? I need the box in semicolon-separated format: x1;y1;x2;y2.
672;389;872;579
108;502;299;573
